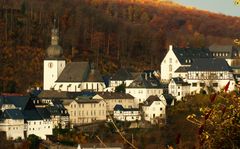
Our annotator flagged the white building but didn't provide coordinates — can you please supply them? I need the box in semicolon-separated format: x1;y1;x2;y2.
187;58;235;93
109;68;135;90
24;108;53;140
43;26;105;92
160;45;211;82
209;44;240;74
0;109;25;140
92;92;136;114
169;77;190;101
141;95;166;124
113;105;141;122
0;96;53;140
126;71;164;105
63;99;106;125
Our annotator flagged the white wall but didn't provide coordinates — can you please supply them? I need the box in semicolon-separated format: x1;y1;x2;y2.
110;80;134;88
142;101;166;122
114;110;141;121
160;45;181;82
0;119;24;140
126;88;163;105
27;119;53;140
53;82;105;92
168;81;190;101
43;59;66;90
188;79;235;94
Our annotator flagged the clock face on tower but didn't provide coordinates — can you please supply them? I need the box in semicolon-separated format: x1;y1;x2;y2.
48;62;53;68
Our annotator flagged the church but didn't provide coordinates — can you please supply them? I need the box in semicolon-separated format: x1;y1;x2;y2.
43;26;106;92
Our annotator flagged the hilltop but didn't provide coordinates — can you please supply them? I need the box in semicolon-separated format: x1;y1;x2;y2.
0;0;240;92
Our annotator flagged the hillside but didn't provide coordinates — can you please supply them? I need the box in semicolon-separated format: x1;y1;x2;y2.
0;0;240;93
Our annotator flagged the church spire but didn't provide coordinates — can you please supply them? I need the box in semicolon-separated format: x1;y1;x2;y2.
51;18;59;45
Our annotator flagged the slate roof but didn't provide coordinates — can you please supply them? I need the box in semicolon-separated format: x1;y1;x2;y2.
38;90;83;99
188;58;232;72
175;66;190;73
114;104;139;111
161;94;174;106
172;77;190;86
75;99;101;104
111;68;134;81
23;109;42;120
209;44;233;52
56;62;103;82
172;48;212;65
209;44;240;59
127;72;163;88
0;96;33;110
3;109;24;120
143;95;161;106
95;92;134;99
36;108;51;119
56;62;89;82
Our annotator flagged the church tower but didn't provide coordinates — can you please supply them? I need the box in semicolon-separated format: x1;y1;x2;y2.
43;23;66;90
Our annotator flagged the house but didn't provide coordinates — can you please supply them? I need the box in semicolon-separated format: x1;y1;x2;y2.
141;95;166;124
0;109;24;140
43;26;105;92
187;58;235;93
168;77;190;101
160;45;211;82
209;44;240;74
92;92;136;114
0;96;53;140
24;109;52;140
63;99;106;125
109;68;135;89
113;105;141;122
47;100;70;129
126;71;164;105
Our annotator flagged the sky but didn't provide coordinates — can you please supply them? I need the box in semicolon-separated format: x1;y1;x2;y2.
173;0;240;17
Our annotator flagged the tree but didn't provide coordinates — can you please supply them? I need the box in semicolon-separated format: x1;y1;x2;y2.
187;89;240;148
115;83;126;93
27;134;41;149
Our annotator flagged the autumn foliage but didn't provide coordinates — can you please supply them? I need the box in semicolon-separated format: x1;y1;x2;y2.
0;0;240;92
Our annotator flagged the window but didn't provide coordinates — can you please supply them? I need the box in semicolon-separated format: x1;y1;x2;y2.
220;73;223;77
178;92;180;96
169;65;172;71
200;83;205;87
196;73;199;77
192;83;197;87
164;60;166;63
169;58;172;63
213;83;218;87
160;108;163;111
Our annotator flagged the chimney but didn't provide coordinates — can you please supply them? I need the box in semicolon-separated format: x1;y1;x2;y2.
145;73;148;80
169;45;173;51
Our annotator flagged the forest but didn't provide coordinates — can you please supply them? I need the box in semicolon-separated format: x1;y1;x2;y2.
1;0;240;93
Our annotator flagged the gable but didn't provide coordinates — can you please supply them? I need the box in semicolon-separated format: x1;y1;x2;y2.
161;48;180;66
92;94;104;100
